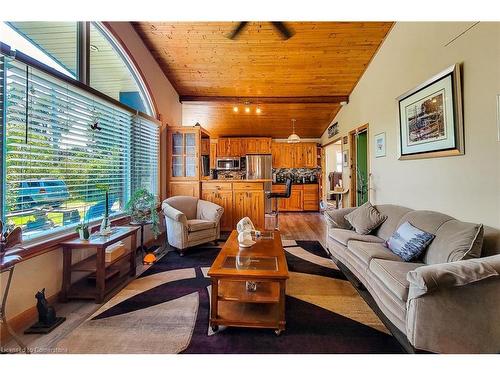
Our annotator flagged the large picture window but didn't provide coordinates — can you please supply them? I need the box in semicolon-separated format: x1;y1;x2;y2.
0;56;159;242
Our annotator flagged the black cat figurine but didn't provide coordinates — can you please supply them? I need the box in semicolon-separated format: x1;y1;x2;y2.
35;288;56;326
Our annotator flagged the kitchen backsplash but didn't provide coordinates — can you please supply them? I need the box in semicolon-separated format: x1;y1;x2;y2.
273;168;321;183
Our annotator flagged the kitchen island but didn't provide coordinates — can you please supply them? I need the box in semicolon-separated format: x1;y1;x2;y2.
201;179;270;231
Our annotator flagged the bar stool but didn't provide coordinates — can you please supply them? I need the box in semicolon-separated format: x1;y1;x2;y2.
1;254;28;353
267;178;293;230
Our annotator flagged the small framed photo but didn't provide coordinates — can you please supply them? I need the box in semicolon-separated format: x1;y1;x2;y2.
497;94;500;142
374;132;386;158
342;150;349;167
397;64;464;160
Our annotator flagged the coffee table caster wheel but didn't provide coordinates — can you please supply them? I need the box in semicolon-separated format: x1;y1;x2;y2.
211;325;219;332
274;329;283;336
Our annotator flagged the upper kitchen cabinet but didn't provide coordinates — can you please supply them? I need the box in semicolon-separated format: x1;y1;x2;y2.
216;137;271;156
272;142;318;168
244;138;272;154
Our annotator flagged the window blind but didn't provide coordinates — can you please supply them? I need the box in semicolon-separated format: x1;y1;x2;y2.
2;57;159;241
131;114;159;195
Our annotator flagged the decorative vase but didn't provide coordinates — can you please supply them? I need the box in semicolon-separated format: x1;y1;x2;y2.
99;191;111;235
78;229;85;240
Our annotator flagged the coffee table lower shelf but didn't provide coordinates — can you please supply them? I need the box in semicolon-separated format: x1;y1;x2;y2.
210;279;286;335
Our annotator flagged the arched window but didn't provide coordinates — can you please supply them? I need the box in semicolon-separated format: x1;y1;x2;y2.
0;22;159;241
1;21;155;116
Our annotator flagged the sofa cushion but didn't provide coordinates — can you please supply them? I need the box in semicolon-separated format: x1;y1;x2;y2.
187;219;216;232
397;210;453;236
387;221;435;261
329;228;385;246
187;228;217;242
370;259;423;301
424;220;484;264
344;202;387;235
374;205;413;241
348;240;403;266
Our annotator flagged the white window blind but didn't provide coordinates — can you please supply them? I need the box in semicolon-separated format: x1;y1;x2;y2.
1;56;159;241
131;114;159;195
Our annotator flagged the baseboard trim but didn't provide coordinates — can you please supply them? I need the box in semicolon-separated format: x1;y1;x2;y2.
1;293;59;346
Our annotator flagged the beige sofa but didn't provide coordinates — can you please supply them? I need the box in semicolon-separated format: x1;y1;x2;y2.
162;196;224;255
325;204;500;353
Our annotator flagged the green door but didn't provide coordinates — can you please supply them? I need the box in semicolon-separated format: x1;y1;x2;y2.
356;131;368;206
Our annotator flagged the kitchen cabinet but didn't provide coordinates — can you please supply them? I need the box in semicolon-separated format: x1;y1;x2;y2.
272;142;295;168
271;142;318;168
168;127;200;180
201;183;233;231
169;181;200;198
209;143;217;170
244;138;272;154
303;184;320;211
201;181;265;231
216;137;271;156
271;183;319;212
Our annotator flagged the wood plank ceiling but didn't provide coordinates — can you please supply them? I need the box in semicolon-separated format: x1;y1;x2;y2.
133;22;393;138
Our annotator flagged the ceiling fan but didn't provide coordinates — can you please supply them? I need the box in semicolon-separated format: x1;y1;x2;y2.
227;22;295;40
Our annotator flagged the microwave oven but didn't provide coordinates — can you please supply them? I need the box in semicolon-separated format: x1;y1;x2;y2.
216;157;241;171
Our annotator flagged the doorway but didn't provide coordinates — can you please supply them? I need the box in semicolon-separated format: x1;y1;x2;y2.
349;125;369;207
323;139;344;207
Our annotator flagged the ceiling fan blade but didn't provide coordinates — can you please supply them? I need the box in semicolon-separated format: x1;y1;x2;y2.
271;22;295;40
227;22;248;40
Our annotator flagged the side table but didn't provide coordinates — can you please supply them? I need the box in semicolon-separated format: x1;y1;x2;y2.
60;226;139;304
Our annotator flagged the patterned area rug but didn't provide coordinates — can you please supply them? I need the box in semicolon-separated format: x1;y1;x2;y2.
56;239;404;353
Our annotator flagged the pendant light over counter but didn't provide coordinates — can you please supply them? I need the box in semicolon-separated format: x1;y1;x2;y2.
287;118;301;143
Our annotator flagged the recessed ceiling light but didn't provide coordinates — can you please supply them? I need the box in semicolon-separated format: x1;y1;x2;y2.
233;106;239;113
245;107;250;113
256;107;261;114
90;44;99;52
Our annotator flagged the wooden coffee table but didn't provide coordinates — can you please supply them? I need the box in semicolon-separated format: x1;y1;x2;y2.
208;230;289;335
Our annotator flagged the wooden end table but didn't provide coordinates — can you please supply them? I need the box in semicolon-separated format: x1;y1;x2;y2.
60;226;139;304
207;230;289;335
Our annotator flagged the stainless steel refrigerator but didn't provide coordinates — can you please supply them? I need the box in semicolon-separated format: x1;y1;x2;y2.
246;154;273;214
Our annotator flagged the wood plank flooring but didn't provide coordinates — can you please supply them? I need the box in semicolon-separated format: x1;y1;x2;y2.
2;212;328;353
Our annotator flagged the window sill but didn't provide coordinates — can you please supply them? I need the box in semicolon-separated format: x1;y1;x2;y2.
3;215;134;263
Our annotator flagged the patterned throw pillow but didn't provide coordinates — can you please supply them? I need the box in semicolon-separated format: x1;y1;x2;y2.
386;221;435;261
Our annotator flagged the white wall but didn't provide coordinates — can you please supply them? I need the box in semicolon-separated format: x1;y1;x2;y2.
1;22;179;322
321;22;500;229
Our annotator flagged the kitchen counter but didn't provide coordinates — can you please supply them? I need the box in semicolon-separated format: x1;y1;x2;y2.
273;181;318;185
202;178;272;182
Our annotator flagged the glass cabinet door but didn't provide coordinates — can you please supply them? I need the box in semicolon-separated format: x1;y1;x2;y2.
172;133;184;177
170;131;197;178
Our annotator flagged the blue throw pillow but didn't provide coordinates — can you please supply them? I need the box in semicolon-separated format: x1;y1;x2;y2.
386;221;435;261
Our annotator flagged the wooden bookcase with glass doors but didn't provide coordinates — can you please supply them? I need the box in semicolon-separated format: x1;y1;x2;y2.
167;126;210;198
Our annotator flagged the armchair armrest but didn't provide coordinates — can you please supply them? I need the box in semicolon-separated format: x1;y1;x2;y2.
323;207;356;229
161;201;188;225
197;200;224;223
405;255;500;353
407;255;500;299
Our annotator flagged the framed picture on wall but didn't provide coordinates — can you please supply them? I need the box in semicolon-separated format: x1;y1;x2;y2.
342;150;349;167
397;64;464;160
374;132;386;157
497;94;500;142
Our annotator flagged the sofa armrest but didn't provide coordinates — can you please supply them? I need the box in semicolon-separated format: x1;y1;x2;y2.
162;201;188;225
407;255;500;299
323;207;356;229
197;199;224;223
405;255;500;353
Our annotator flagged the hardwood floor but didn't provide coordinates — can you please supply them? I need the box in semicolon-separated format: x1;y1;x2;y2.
268;212;327;246
2;212;328;353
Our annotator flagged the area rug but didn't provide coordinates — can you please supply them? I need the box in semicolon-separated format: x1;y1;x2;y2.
56;239;404;354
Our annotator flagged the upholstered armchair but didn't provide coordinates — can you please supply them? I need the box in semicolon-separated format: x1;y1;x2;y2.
162;196;224;255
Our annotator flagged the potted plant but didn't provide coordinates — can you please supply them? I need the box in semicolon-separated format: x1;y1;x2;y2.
126;189;160;238
75;222;90;240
